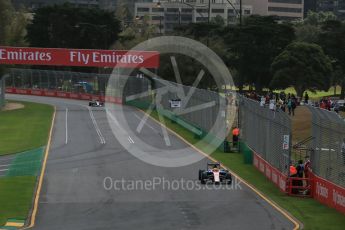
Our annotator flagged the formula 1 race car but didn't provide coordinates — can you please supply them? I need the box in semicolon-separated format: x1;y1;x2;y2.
89;100;104;107
199;163;232;184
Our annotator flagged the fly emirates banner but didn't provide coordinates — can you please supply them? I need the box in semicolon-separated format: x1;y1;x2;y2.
0;46;160;68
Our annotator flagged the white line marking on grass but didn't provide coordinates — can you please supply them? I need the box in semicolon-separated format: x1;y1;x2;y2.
0;164;10;167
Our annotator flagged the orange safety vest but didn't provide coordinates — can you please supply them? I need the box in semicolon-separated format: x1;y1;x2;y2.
232;128;240;136
290;165;297;176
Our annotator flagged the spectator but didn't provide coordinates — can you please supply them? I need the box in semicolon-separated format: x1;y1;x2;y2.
320;100;326;109
280;91;286;102
296;160;304;178
304;92;309;104
296;160;305;191
287;98;292;115
232;127;240;147
304;156;311;179
334;101;340;113
303;157;311;194
326;98;332;111
291;96;297;116
290;164;298;194
281;102;286;112
260;96;265;107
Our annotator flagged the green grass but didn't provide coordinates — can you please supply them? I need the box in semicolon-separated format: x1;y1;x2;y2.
147;110;345;230
0;176;37;226
0;101;54;155
0;101;53;227
274;86;342;99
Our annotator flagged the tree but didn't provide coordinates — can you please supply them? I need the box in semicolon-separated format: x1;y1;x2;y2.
0;0;28;75
113;15;156;50
26;3;121;50
225;16;295;92
271;42;333;98
294;23;320;43
294;11;336;46
318;20;345;99
303;11;337;26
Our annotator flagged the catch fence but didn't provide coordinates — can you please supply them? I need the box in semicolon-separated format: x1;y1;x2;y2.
5;68;110;95
239;95;292;175
308;106;345;188
122;76;230;146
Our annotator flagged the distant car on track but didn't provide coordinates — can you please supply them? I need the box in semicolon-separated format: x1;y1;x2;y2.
199;163;232;184
89;100;104;107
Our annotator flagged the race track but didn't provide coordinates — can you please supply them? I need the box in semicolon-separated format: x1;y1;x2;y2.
7;95;296;230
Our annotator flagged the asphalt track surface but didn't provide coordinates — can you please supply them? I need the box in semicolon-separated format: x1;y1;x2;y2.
7;95;295;230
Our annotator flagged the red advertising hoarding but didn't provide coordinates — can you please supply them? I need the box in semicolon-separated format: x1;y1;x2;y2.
0;46;159;68
310;172;345;214
253;151;288;193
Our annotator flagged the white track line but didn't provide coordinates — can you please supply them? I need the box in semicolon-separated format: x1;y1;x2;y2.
87;107;106;144
65;108;68;144
133;113;156;132
105;109;119;127
0;169;8;172
128;136;134;143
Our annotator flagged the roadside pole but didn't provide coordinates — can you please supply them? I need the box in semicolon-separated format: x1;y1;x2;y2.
0;74;6;109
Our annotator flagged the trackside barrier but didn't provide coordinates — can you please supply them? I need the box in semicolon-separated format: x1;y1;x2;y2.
309;172;345;214
253;151;288;193
5;88;122;104
126;99;227;151
287;177;313;198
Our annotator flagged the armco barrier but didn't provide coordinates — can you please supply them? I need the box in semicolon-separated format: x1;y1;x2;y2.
310;172;345;214
253;151;288;193
5;88;122;104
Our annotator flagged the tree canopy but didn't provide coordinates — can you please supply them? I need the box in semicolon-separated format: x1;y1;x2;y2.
271;42;332;97
225;15;295;92
26;3;121;49
0;0;28;76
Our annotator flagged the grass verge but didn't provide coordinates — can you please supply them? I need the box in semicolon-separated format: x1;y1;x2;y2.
275;86;342;99
0;176;36;226
0;101;54;155
0;100;53;226
148;110;345;230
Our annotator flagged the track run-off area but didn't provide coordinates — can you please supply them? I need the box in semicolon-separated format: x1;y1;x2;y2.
5;94;297;230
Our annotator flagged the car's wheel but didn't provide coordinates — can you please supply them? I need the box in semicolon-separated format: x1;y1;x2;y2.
89;102;92;106
200;173;207;184
198;170;203;180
